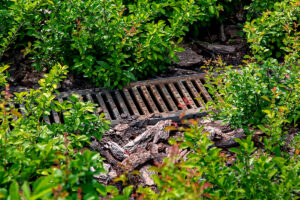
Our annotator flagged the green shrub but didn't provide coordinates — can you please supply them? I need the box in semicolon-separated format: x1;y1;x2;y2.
138;122;300;199
245;0;283;19
244;0;299;58
0;64;124;199
204;57;299;130
0;0;205;88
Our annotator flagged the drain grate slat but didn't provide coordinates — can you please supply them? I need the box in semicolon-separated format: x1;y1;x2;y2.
43;113;51;124
167;83;187;110
51;110;61;124
86;94;94;103
194;79;213;102
18;104;26;116
149;85;169;112
158;84;178;111
185;80;205;108
104;91;121;120
177;81;198;109
123;89;140;116
95;93;112;120
140;86;159;113
132;87;150;115
115;91;130;116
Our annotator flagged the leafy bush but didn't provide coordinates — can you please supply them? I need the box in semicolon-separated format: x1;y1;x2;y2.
0;64;131;199
204;57;299;130
244;0;299;58
0;0;205;88
138;121;300;199
244;0;283;19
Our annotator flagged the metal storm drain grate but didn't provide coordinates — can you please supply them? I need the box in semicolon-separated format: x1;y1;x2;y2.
12;74;213;125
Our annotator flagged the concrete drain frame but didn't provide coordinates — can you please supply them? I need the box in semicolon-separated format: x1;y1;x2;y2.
12;73;213;125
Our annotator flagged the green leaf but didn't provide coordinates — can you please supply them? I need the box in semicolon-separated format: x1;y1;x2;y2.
21;182;31;199
9;181;20;200
261;96;271;102
74;118;80;130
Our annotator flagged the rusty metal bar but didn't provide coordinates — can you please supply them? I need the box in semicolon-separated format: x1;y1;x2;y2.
159;84;178;111
167;83;186;110
131;87;150;115
51;110;60;124
177;81;197;109
95;93;112;120
194;79;213;102
122;89;140;116
115;91;130;116
185;80;205;108
127;73;206;87
86;94;94;103
140;86;159;113
149;85;168;112
103;91;121;120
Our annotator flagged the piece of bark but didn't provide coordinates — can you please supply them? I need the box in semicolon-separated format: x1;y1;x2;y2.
123;120;171;153
196;42;236;54
152;153;167;164
121;149;152;172
203;126;223;140
153;120;171;143
91;140;120;167
202;122;246;148
149;143;159;154
104;141;128;161
140;165;156;186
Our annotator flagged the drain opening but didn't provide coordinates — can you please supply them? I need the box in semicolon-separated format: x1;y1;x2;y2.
49;111;55;124
82;95;88;102
155;85;172;111
173;82;192;109
128;89;144;115
59;111;64;124
111;91;124;115
165;84;182;110
191;80;208;103
146;86;163;113
119;90;134;115
137;87;153;113
101;93;116;120
182;81;201;107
